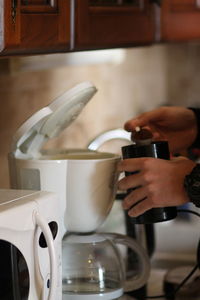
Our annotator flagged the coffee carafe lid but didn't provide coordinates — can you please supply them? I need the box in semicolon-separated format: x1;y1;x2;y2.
11;81;97;158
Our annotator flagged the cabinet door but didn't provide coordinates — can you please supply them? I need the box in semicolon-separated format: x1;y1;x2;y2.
74;0;155;50
161;0;200;42
0;0;70;55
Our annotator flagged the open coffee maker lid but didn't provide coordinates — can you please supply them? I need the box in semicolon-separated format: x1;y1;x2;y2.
11;81;97;158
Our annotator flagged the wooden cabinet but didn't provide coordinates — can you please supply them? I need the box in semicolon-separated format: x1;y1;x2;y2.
74;0;200;50
161;0;200;42
1;0;200;56
73;0;155;50
0;0;70;55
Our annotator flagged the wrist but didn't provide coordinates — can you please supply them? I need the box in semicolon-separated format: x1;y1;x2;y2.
184;164;200;208
188;107;200;148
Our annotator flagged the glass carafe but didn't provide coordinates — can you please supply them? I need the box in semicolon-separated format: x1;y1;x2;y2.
62;232;150;300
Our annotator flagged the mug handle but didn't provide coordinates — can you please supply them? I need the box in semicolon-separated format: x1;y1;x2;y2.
102;232;151;292
34;212;57;300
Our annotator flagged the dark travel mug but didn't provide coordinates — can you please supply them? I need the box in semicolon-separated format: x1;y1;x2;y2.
122;141;177;224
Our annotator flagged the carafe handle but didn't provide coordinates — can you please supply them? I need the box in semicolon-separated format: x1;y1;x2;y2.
104;232;150;292
35;212;57;300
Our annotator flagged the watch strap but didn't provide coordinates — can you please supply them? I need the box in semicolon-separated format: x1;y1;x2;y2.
184;164;200;208
188;107;200;149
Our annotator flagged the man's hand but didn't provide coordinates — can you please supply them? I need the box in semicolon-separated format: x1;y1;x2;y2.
118;156;196;217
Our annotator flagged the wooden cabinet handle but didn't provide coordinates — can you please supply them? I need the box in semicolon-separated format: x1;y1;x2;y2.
11;0;17;24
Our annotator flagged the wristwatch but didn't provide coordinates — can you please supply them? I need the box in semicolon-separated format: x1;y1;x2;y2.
184;164;200;208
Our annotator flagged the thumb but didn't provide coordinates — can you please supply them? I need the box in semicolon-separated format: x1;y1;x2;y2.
124;110;160;132
124;116;149;132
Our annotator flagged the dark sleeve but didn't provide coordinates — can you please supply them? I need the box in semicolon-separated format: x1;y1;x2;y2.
188;107;200;148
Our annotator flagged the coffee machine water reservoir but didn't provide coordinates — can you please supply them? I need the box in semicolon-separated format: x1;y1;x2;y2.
8;82;150;299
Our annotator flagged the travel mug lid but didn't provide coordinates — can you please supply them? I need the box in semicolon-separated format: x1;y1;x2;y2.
11;81;97;158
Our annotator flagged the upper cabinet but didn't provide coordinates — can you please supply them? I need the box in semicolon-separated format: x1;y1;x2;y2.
1;0;200;56
161;0;200;42
0;0;70;55
73;0;155;51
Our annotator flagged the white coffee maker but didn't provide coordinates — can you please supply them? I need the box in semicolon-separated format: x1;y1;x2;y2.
8;82;150;299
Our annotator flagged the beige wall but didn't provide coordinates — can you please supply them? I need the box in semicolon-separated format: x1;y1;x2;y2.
1;43;200;188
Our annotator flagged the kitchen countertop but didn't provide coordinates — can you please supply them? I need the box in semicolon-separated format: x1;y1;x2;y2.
119;264;200;300
119;268;166;300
